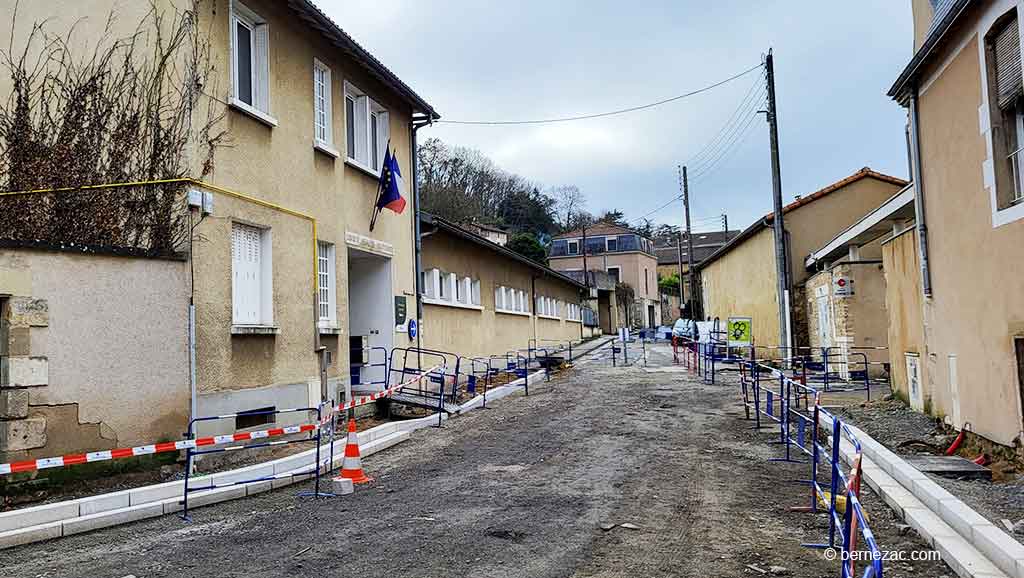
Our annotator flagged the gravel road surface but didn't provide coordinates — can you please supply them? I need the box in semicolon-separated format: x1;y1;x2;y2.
8;343;951;578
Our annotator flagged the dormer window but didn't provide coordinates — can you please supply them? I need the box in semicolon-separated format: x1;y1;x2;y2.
606;236;618;252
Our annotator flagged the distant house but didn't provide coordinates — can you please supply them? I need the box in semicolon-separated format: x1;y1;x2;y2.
696;168;907;348
884;0;1024;446
654;230;739;323
459;222;509;247
548;222;661;329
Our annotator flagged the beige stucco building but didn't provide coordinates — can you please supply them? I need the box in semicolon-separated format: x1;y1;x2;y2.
548;222;661;329
419;215;597;360
885;0;1024;445
0;0;437;457
696;169;907;349
803;186;917;379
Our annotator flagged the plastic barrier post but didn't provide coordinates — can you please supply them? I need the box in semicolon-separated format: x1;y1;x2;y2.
753;363;762;430
827;419;841;548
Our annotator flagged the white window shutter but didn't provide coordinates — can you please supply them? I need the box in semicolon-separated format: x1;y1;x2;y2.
378;111;390;163
253;23;270;113
354;96;369;165
232;223;262;324
472;280;481;306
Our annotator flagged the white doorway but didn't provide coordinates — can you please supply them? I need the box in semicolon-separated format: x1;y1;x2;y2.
347;248;394;391
816;294;832;348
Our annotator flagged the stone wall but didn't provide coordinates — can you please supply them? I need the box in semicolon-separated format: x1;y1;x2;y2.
0;249;189;462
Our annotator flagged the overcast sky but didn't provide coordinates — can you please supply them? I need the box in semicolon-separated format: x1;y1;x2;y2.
320;0;914;233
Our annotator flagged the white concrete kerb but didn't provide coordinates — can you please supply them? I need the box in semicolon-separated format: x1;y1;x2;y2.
820;413;1022;578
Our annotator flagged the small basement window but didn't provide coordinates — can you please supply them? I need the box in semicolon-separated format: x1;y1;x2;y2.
236;406;275;430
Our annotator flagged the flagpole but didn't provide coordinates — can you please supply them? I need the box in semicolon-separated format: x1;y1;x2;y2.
369;139;392;232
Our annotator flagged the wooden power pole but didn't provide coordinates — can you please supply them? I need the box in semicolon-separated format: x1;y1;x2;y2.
679;165;696;318
765;50;790;350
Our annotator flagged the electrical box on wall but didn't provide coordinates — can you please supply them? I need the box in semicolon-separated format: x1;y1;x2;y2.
186;189;214;215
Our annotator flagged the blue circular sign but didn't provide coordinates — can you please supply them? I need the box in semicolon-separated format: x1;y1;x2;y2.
408;319;418;339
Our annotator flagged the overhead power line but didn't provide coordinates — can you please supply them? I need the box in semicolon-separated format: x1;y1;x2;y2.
683;74;765;169
437;63;764;125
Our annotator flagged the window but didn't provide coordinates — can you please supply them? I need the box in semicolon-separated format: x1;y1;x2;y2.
567;240;579;255
232;222;272;326
313;59;333;149
345;82;389;172
231;1;270;116
317;241;336;326
423;269;439;299
607;266;621;284
567;303;582;322
645;268;650;295
439;272;453;301
496;286;528;313
424;269;480;307
986;12;1024;210
494;286;505;310
236;406;274;430
606;236;618;252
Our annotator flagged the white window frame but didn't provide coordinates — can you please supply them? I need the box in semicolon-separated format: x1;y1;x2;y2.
422;268;439;300
607;266;621;284
229;1;275;126
977;4;1024;227
317;241;337;327
424;271;482;310
496;285;530;316
345;81;390;174
438;271;453;302
312;59;338;157
567;240;579;255
231;222;273;327
606;236;618;252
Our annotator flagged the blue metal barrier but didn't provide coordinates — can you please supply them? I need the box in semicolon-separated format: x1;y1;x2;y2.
741;363;885;577
180;405;327;521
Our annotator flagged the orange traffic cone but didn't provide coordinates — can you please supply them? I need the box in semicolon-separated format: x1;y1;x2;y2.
337;418;372;484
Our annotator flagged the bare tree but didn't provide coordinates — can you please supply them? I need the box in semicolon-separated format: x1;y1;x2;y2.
0;0;226;255
551;184;583;232
615;282;635;327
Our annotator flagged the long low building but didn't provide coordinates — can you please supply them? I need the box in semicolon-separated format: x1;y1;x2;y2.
419;214;599;360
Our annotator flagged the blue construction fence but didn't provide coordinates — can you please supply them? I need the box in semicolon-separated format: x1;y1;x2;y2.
740;360;884;577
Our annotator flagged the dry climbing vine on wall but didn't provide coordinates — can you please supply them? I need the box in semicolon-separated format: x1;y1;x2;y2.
0;0;227;256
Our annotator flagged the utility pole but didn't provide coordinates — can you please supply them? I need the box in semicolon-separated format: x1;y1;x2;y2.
581;218;588;290
679;165;696;318
765;49;790;351
675;230;684;312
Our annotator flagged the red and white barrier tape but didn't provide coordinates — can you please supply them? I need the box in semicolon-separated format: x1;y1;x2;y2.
333;364;444;413
0;424;318;476
0;365;443;477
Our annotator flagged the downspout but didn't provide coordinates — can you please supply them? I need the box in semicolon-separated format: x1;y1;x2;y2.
908;83;933;296
411;117;431;353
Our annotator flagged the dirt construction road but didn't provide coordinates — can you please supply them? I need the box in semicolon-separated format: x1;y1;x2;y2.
8;343;950;577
